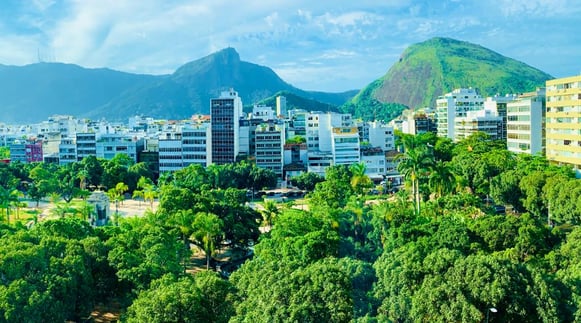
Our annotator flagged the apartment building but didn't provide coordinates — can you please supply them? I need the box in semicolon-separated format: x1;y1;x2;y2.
158;124;211;173
436;88;484;140
76;133;97;161
96;134;144;162
454;108;503;141
546;75;581;176
506;88;546;155
484;94;518;140
59;138;77;165
9;140;43;163
255;122;285;178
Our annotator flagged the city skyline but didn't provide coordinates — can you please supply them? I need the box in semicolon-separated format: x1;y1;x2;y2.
0;0;580;92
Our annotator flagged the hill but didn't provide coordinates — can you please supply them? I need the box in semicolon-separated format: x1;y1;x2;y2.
0;63;157;123
343;37;553;121
89;48;355;120
0;49;356;122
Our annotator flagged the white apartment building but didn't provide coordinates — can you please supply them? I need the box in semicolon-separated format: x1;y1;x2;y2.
59;138;77;165
484;94;518;140
96;134;144;162
255;123;285;178
76;133;97;161
158;123;211;173
454;108;503;141
436;88;484;139
252;105;276;121
331;126;360;166
506;88;545;155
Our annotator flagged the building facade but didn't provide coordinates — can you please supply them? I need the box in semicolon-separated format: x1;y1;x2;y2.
546;75;581;176
506;88;546;155
211;89;242;164
436;88;484;140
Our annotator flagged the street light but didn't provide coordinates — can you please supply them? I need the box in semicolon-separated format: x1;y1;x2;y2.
486;307;497;323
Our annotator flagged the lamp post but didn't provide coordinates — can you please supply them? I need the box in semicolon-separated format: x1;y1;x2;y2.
486;307;497;323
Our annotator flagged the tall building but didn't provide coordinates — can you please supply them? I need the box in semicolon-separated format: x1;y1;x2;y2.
276;95;287;117
436;88;484;140
546;75;581;176
210;89;243;164
506;88;546;155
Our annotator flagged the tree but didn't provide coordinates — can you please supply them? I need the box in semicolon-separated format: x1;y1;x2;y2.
428;161;455;198
191;212;224;270
0;186;21;224
397;145;434;215
124;272;236;323
350;162;373;195
261;199;279;228
290;172;324;191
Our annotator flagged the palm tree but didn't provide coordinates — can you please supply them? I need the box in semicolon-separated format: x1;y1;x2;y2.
115;182;129;206
77;169;89;190
0;186;21;223
191;212;223;270
349;162;372;195
396;145;434;216
428;161;455;198
261;199;279;228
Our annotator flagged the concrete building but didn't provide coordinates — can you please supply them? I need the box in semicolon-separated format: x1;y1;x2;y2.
254;122;285;178
158;123;211;173
436;88;484;139
454;108;503;141
59;138;77;165
546;75;581;176
331;126;360;166
9;140;43;163
506;88;546;155
276;95;287;117
96;134;144;162
76;133;96;162
484;94;518;140
211;89;243;164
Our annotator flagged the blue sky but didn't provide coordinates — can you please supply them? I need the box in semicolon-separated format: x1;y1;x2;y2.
0;0;580;92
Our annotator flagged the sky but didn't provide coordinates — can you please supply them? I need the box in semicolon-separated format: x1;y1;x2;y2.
0;0;580;92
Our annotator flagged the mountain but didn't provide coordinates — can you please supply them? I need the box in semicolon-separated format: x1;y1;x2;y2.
0;49;356;123
0;63;157;123
343;37;553;121
89;48;356;120
247;91;340;114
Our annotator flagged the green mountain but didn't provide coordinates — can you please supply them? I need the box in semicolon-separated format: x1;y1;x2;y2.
344;37;553;121
0;49;356;122
247;90;340;114
88;48;356;120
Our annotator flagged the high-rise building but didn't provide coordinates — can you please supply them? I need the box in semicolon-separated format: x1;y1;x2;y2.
436;88;484;140
454;109;503;141
484;94;518;140
276;95;287;117
210;89;243;164
546;75;581;176
506;88;545;155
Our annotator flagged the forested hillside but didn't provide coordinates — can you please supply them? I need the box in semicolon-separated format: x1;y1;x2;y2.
1;133;580;322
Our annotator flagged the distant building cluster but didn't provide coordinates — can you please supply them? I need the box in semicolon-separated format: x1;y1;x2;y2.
0;89;397;183
2;75;580;179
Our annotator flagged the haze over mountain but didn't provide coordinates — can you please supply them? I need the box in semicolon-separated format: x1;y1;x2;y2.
343;37;554;121
0;48;356;123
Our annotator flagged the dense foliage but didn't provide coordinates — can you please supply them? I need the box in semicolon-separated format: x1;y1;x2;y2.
1;132;580;322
